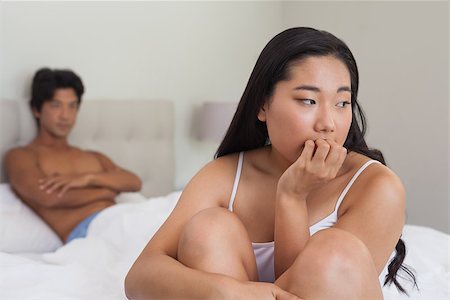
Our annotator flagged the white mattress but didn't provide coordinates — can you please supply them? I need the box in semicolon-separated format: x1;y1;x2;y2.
0;191;448;300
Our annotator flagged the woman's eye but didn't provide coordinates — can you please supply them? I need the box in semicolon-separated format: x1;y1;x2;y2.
301;99;316;105
337;101;351;108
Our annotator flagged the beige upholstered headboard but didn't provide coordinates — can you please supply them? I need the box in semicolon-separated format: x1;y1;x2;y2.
0;99;174;198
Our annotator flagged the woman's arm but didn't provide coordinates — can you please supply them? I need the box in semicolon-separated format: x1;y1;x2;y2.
125;157;238;299
125;251;231;299
274;139;347;278
126;253;300;300
125;156;302;300
333;165;406;274
274;191;309;279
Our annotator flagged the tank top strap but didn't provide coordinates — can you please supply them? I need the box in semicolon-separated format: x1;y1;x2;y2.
228;151;244;212
334;160;382;211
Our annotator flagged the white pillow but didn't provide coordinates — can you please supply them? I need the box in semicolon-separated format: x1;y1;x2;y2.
0;183;63;253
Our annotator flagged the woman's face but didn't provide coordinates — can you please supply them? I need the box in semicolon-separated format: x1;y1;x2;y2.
258;55;353;163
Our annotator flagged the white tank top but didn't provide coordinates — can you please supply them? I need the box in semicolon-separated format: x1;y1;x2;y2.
227;151;381;282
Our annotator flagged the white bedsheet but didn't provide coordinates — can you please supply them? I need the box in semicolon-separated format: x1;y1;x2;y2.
0;191;448;300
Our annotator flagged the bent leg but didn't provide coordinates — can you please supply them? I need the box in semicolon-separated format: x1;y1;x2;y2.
177;207;258;281
275;228;383;300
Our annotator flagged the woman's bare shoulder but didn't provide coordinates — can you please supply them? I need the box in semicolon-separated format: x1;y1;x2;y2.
348;152;399;180
201;152;241;178
341;152;405;213
182;152;242;207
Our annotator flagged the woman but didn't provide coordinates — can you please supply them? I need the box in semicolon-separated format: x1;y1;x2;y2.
125;27;415;299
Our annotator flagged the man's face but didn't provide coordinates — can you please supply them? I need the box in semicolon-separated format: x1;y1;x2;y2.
34;88;80;139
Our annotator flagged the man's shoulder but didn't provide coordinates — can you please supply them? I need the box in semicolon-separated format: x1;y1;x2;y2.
82;149;107;159
79;149;114;168
5;146;36;161
3;146;39;175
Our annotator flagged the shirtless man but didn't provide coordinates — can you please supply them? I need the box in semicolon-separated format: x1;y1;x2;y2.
4;68;142;243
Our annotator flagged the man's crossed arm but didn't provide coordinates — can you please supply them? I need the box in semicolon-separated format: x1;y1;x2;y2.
5;149;142;209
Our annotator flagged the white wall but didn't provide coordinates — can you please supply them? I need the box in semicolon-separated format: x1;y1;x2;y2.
1;1;448;233
0;2;3;99
282;1;449;233
0;1;283;189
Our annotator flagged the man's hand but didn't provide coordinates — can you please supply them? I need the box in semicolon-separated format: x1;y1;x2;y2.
39;173;93;198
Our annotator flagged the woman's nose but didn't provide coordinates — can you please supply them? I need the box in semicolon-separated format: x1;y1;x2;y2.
314;107;336;133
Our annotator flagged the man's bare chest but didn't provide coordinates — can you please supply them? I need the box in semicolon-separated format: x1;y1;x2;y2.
36;149;104;176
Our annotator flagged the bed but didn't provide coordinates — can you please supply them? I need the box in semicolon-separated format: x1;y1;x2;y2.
0;100;448;299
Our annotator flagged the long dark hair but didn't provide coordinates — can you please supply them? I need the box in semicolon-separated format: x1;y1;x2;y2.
216;27;417;294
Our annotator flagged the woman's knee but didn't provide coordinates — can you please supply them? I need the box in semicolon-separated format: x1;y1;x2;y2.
177;207;257;280
178;207;247;253
279;228;376;291
306;228;374;276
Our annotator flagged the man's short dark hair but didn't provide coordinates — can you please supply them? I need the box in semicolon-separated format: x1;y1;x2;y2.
30;68;84;115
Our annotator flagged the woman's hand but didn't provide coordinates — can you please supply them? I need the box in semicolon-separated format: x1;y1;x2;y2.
277;138;347;199
228;281;302;300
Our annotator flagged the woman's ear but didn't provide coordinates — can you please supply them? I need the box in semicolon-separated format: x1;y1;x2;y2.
257;104;268;122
